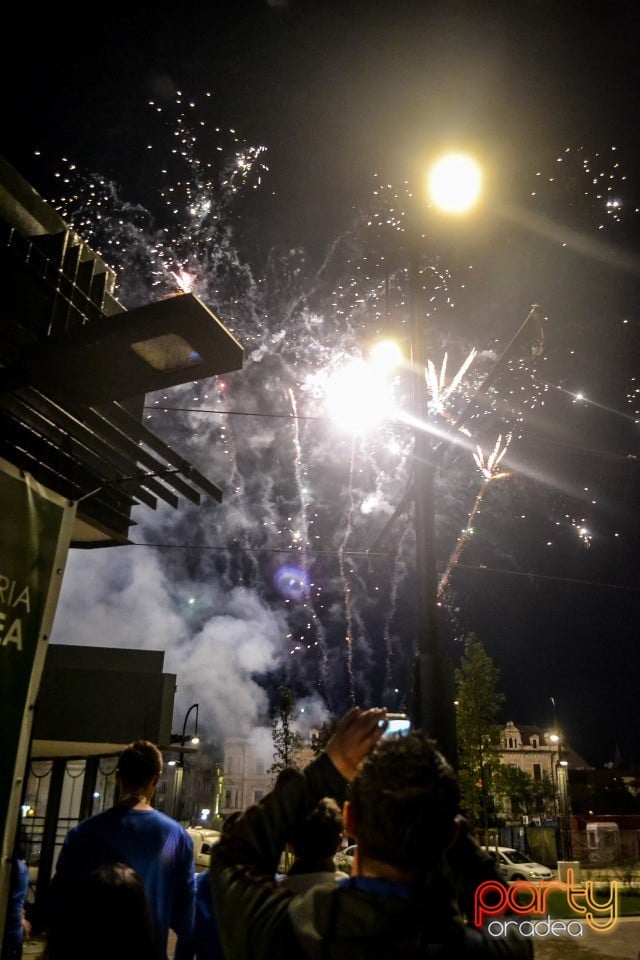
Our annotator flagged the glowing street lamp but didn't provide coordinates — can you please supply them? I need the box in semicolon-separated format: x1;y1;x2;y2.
428;153;483;214
324;356;397;434
369;338;403;372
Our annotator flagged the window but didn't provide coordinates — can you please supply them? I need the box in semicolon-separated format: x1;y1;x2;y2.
533;763;541;781
531;736;539;748
224;789;232;808
253;790;264;803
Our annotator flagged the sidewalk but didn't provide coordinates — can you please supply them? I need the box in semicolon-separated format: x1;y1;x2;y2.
23;939;46;958
22;919;639;959
532;916;640;959
23;934;179;959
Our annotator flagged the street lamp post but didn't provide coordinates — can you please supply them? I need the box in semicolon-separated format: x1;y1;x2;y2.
407;166;546;763
181;703;200;750
550;697;571;861
368;155;546;764
407;154;483;765
175;703;199;823
557;759;571;860
387;297;545;766
408;245;457;763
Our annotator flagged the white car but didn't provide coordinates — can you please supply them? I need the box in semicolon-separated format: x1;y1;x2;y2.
335;843;357;873
482;846;553;882
187;827;221;869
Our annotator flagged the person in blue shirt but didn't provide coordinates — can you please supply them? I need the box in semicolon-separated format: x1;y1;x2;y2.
188;869;224;960
175;812;241;960
48;740;195;960
1;838;30;960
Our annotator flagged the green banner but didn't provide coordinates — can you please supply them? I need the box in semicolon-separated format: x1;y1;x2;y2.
0;458;76;939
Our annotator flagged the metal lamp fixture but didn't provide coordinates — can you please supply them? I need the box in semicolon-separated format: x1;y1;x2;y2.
181;703;199;749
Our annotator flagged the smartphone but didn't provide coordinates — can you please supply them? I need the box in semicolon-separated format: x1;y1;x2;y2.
380;713;412;737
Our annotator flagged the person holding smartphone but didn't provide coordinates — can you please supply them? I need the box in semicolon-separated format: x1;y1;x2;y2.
209;707;533;960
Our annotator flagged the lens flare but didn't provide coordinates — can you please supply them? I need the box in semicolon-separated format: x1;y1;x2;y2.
273;565;311;600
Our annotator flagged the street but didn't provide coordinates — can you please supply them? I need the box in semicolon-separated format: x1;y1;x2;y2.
528;917;639;959
24;917;640;959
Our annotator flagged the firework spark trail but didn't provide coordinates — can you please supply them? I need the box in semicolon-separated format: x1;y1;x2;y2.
426;349;478;419
569;516;593;548
437;486;486;598
381;519;412;706
472;433;512;482
149;378;269;589
438;434;512;596
551;383;638;424
288;388;330;693
43;93;595;731
288;389;310;542
337;435;358;705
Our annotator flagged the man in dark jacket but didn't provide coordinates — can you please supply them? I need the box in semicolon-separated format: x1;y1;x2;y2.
210;707;533;959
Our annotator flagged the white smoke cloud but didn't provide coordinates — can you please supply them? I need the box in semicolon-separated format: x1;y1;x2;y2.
50;545;286;741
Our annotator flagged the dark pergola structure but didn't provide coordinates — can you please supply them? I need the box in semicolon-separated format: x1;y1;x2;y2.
0;153;244;547
0;154;245;934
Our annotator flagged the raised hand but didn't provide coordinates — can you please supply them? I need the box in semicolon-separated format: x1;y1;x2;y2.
325;707;388;782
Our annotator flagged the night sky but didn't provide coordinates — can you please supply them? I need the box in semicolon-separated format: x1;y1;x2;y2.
3;0;639;768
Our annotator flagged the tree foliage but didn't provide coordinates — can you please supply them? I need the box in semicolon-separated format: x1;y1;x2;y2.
494;765;558;822
269;685;303;777
310;717;339;757
494;764;534;818
455;633;505;841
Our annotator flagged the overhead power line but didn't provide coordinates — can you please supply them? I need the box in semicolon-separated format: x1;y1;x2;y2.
128;542;638;592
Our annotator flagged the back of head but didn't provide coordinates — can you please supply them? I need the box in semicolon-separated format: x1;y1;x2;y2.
287;797;344;862
74;863;158;960
117;739;162;791
222;811;242;834
349;732;459;871
50;863;159;960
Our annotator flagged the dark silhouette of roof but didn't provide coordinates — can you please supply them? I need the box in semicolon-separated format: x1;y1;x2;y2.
0;154;243;547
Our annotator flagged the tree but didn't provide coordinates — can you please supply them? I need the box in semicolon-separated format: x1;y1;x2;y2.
269;685;303;777
494;765;534;820
455;633;505;844
494;767;556;822
530;773;557;820
309;717;339;757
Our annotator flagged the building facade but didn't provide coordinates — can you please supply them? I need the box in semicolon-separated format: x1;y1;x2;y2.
220;735;315;815
500;721;560;783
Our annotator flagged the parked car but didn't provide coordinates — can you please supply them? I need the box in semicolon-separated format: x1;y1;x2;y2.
187;827;221;869
481;846;553;882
